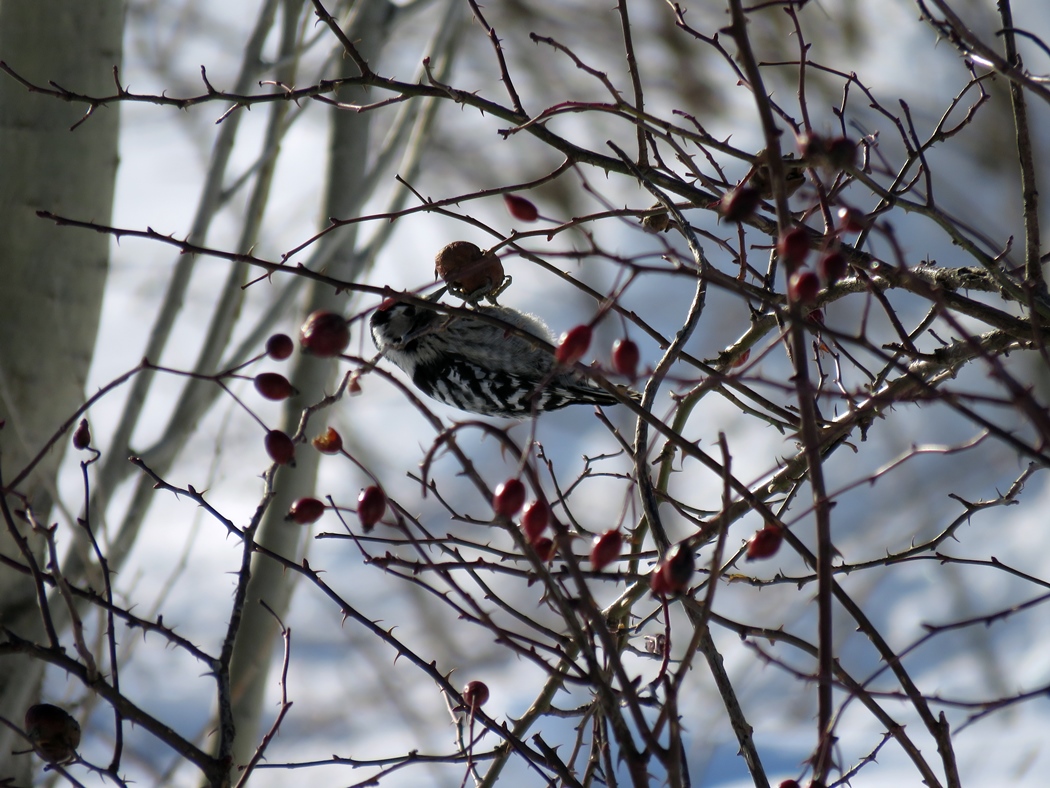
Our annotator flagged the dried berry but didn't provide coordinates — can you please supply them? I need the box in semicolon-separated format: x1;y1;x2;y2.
778;781;801;788
72;419;91;451
531;536;556;562
504;193;539;222
719;186;760;222
357;486;387;531
434;241;506;301
493;479;526;518
788;270;821;304
818;251;848;284
521;500;549;542
312;426;344;454
556;325;592;366
746;524;783;560
777;227;810;269
286;497;325;525
612;338;640;379
264;430;295;465
265;333;294;360
462;680;490;711
644;633;667;656
590;529;624;571
299;310;350;357
254;372;297;401
24;704;80;764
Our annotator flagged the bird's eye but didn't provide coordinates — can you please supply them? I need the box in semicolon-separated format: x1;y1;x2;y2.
402;306;416;317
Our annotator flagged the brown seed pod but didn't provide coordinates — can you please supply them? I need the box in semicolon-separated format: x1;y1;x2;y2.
644;632;667;657
72;419;91;451
434;241;506;302
24;703;80;764
312;426;344;454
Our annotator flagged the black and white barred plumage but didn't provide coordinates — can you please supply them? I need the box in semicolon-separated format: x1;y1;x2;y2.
370;301;624;418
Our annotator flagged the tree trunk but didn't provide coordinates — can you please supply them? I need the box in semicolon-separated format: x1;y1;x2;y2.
224;0;399;775
0;1;124;780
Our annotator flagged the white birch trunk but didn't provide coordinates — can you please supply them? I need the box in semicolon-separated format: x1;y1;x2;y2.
0;1;124;779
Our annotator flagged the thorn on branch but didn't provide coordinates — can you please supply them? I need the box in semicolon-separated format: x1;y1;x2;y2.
200;65;216;94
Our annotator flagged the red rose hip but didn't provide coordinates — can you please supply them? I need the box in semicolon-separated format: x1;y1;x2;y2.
254;372;297;401
286;497;325;525
590;529;624;570
777;227;810;269
612;338;640;379
462;680;489;710
504;193;539;222
299;310;350;357
556;325;592;366
788;270;821;304
531;536;556;562
357;486;387;531
818;251;848;284
266;333;294;360
521;500;550;541
720;186;760;222
746;524;783;560
264;430;295;465
493;478;526;518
